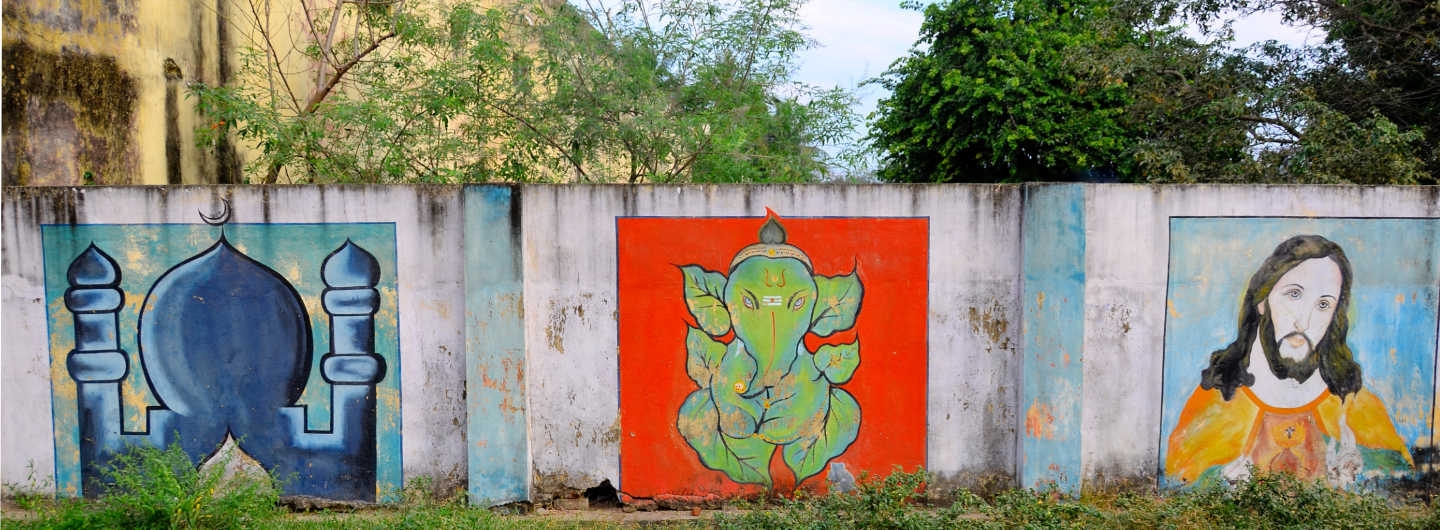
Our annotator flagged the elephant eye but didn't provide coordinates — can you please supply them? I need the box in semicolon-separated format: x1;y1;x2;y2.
743;295;756;309
790;295;806;311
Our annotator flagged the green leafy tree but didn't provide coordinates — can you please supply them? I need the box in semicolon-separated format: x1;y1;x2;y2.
869;0;1433;183
868;0;1146;182
191;0;858;184
1191;0;1439;183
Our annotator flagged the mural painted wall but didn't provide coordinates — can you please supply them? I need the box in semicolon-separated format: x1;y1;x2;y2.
1160;218;1439;488
617;211;928;496
41;217;401;501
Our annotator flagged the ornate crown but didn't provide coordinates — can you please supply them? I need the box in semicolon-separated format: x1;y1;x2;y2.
729;216;812;272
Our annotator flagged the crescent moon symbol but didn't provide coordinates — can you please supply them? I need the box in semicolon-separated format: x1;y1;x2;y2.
199;198;232;226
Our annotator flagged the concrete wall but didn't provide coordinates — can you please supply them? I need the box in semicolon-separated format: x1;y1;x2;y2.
1075;186;1440;492
2;186;470;500
2;184;1436;503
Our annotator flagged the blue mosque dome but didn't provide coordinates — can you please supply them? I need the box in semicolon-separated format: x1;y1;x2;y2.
138;237;312;418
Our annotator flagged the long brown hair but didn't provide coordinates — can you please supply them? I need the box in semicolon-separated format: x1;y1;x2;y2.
1199;235;1362;400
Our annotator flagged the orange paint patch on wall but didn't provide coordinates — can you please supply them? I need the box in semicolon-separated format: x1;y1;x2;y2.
1025;400;1056;440
617;216;928;497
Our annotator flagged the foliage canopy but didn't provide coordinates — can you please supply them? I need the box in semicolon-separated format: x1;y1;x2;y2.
192;0;859;184
868;0;1437;183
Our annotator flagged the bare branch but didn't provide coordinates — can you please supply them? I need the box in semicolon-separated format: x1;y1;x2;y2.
264;29;397;183
1238;114;1304;141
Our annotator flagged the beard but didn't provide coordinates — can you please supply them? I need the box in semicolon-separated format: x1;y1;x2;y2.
1257;314;1320;383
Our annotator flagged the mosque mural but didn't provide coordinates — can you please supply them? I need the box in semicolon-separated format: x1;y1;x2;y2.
1159;217;1439;488
616;211;928;496
42;215;401;501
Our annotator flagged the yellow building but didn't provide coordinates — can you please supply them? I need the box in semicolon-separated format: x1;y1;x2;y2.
5;1;237;184
3;0;528;185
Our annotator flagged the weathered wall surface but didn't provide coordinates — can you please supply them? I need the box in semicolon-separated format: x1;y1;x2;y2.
1070;186;1440;492
3;184;1436;503
2;1;243;185
1;186;470;499
464;186;529;505
1020;184;1086;491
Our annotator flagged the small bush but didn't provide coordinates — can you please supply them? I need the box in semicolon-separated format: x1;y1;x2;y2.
14;443;281;529
714;469;975;530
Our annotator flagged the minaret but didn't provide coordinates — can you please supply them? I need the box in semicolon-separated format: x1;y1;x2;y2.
65;244;172;496
320;239;385;387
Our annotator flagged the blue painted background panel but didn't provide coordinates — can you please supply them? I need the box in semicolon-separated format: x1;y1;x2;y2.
463;186;529;505
1021;184;1086;494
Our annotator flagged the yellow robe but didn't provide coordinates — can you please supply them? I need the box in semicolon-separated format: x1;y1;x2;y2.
1166;385;1412;485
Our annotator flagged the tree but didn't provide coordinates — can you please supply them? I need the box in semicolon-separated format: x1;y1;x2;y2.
1200;0;1440;182
868;0;1145;182
869;0;1434;183
191;0;859;184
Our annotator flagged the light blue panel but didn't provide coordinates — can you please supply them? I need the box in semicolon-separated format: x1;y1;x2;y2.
41;223;401;499
463;186;529;505
1020;184;1085;494
1159;217;1438;487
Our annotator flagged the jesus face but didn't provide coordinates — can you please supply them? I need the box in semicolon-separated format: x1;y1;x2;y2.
1257;257;1343;381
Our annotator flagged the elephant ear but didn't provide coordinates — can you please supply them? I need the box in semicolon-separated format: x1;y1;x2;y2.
811;271;862;336
680;265;731;337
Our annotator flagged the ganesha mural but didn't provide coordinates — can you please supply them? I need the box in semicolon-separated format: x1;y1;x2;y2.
676;217;863;487
617;212;927;496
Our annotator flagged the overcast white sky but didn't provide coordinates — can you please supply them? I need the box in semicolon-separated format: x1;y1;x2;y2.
790;0;1325;145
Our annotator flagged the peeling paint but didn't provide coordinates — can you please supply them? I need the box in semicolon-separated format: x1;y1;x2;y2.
1108;305;1132;335
967;301;1011;353
1025;400;1056;440
545;302;568;354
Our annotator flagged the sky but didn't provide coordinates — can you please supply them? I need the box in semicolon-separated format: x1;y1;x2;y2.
792;0;926;127
790;1;1325;150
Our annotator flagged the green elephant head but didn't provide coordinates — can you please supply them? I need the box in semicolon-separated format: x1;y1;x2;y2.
723;219;818;391
677;215;864;488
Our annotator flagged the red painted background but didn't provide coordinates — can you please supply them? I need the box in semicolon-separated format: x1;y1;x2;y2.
617;214;928;497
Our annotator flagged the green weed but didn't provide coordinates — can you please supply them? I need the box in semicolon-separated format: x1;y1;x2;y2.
714;469;973;530
8;443;281;529
7;465;1436;529
4;461;56;512
713;469;1435;530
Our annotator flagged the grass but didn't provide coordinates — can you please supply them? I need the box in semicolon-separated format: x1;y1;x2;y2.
4;443;281;529
713;469;1438;529
2;447;1435;529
